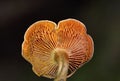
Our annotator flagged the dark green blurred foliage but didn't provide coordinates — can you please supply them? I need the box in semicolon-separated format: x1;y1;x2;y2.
0;0;120;81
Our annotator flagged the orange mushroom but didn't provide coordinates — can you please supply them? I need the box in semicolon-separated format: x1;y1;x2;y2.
22;19;94;81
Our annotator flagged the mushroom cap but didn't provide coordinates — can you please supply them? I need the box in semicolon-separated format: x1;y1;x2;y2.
22;19;94;78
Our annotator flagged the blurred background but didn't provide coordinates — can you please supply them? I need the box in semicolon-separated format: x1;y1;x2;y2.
0;0;120;81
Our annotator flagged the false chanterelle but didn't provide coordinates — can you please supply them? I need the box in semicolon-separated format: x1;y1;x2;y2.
22;19;94;81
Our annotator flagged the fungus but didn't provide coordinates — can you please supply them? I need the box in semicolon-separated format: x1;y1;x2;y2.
22;19;94;81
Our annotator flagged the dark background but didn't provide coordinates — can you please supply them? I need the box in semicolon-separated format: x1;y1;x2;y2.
0;0;120;81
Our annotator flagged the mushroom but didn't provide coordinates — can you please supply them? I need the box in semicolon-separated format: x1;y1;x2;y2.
22;19;94;81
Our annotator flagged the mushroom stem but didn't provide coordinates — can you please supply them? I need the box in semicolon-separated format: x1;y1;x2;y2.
54;49;69;81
